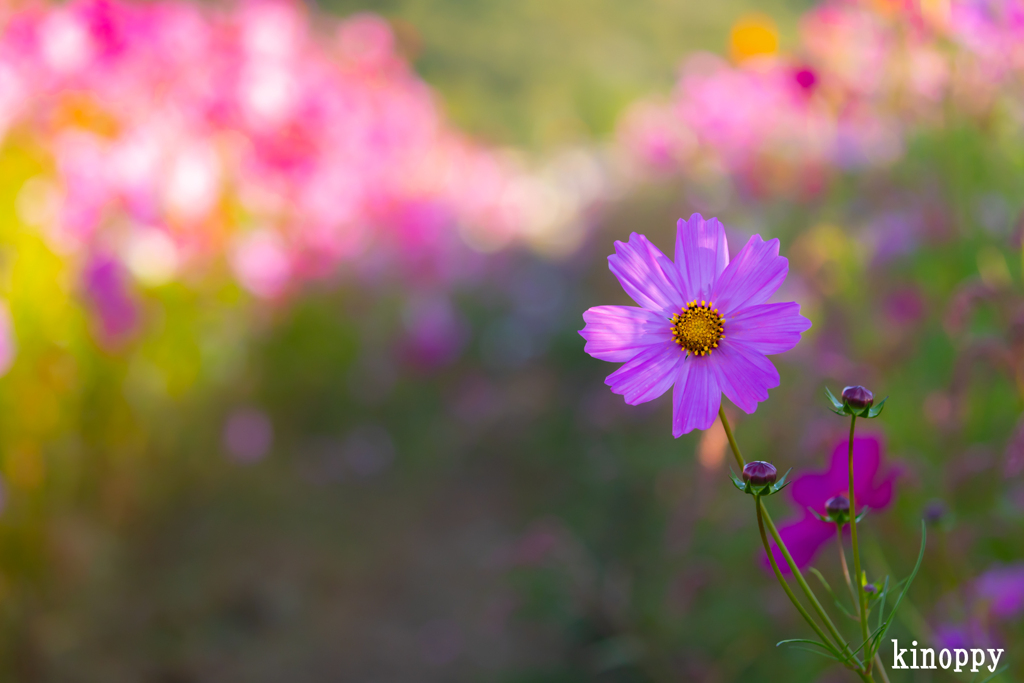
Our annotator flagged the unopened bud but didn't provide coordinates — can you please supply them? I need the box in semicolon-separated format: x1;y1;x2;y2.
842;385;874;409
826;495;850;515
825;495;850;523
742;461;777;487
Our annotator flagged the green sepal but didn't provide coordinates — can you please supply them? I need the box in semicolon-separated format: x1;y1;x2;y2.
808;506;867;525
774;468;792;489
865;397;887;418
809;508;831;523
728;468;793;497
824;386;845;411
824;386;889;418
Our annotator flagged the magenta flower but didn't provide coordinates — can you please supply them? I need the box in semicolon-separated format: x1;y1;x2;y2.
766;435;897;572
83;252;139;347
579;213;811;437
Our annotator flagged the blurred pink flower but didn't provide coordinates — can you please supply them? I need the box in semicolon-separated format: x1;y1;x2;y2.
677;54;834;187
975;563;1024;619
617;100;696;173
82;252;138;346
230;229;292;299
765;435;897;572
0;0;545;316
400;294;469;370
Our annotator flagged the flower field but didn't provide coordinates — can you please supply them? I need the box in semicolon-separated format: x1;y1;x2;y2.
0;0;1019;680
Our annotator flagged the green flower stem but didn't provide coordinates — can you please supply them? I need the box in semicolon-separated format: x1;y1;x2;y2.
718;406;745;470
761;505;860;667
837;524;859;611
761;501;874;682
862;535;935;644
718;408;868;677
874;654;891;683
755;496;834;649
848;415;870;668
842;526;891;683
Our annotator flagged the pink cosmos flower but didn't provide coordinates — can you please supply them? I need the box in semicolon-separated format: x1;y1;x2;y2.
975;563;1024;619
766;435;897;572
82;252;139;347
579;213;811;437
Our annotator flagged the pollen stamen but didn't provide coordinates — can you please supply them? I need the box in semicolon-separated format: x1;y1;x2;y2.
670;301;725;356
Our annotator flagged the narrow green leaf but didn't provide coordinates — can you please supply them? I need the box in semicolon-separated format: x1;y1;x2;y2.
809;567;856;618
875;575;890;632
869;520;927;657
776;639;843;661
786;645;846;662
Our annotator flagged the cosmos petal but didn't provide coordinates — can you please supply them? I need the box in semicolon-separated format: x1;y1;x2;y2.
725;302;812;355
790;467;847;510
708;339;780;414
671;357;720;437
675;213;729;302
711;234;788;315
608;233;686;312
790;435;897;511
580;305;673;362
763;517;835;574
605;342;682;405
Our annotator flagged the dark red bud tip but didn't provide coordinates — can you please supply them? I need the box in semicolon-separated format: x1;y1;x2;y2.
842;385;874;409
742;461;777;486
825;495;850;516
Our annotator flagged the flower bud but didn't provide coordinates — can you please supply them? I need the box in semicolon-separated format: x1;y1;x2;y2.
826;495;850;516
842;385;874;409
825;495;850;523
864;583;877;595
924;500;947;525
742;461;777;487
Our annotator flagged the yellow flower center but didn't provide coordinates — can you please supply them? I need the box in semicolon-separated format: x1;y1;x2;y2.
670;300;725;356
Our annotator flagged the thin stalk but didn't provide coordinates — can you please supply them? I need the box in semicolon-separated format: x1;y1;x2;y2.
848;415;870;669
844;527;890;683
718;409;868;677
762;508;860;668
718;405;745;469
837;524;859;611
755;497;834;651
873;654;891;683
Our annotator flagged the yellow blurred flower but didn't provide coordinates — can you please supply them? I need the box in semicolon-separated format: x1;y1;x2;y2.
729;14;779;63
